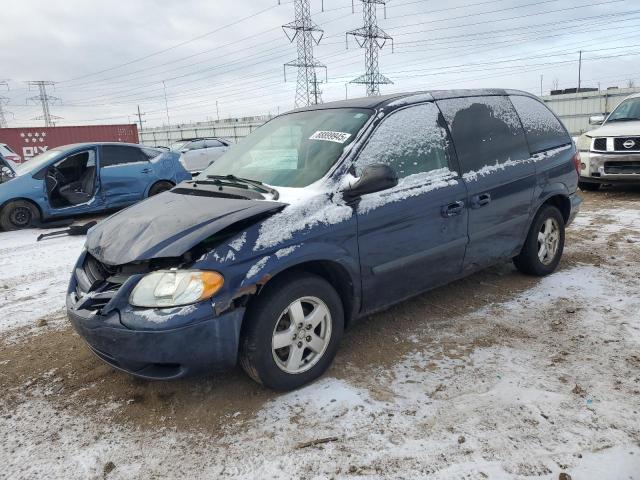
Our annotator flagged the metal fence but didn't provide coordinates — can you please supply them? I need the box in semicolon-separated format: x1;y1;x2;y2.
542;87;640;135
139;115;273;147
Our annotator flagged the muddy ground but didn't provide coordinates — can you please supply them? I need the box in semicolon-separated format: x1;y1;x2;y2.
1;186;639;479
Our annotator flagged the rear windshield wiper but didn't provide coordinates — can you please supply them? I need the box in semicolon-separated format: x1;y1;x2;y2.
205;174;280;200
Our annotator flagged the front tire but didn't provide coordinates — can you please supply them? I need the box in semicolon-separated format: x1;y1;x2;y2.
239;272;344;391
513;205;565;276
0;200;40;231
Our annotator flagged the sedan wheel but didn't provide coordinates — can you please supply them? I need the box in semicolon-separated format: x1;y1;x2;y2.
271;297;332;374
0;200;40;231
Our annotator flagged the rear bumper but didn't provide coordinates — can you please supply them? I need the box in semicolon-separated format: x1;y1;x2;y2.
67;297;244;380
567;193;581;226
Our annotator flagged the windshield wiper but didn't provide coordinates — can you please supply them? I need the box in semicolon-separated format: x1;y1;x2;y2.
204;174;280;200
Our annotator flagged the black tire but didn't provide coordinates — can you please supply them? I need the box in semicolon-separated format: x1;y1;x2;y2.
513;205;565;276
148;181;173;197
0;200;40;231
578;181;600;191
239;272;344;391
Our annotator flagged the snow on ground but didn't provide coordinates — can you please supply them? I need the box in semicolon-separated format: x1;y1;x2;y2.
1;196;639;479
0;227;86;336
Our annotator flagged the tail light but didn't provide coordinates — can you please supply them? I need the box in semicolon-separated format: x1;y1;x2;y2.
571;151;581;175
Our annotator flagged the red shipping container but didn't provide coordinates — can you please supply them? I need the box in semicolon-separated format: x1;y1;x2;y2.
0;124;139;163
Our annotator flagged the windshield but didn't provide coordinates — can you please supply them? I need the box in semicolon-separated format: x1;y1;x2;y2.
607;97;640;122
13;149;63;176
170;140;190;151
201;108;372;188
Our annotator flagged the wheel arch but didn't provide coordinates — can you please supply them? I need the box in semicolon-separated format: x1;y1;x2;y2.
0;197;44;218
247;259;360;329
539;193;571;224
146;179;175;197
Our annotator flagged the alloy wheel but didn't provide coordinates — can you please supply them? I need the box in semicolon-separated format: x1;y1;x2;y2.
537;217;560;265
271;296;332;374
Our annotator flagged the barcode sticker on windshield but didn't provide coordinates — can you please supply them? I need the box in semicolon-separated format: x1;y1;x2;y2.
309;131;352;144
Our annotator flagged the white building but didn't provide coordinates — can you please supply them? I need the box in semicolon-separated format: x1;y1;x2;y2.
542;86;640;135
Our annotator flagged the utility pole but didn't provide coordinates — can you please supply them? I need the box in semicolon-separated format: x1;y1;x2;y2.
133;105;146;133
281;0;327;108
540;74;543;96
347;0;393;96
0;80;10;128
27;80;60;127
310;70;323;105
162;81;171;145
578;50;582;91
216;100;220;121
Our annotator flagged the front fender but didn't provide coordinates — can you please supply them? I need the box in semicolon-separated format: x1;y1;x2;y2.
0;176;47;216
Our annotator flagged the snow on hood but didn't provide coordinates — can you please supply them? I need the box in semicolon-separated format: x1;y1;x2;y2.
586;120;640;137
85;190;285;265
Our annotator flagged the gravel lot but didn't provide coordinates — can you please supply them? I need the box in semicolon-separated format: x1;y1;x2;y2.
1;188;639;479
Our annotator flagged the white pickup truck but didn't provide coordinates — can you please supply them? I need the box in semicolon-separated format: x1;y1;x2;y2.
576;92;640;190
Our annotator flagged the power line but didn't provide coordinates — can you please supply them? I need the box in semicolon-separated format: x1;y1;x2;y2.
59;4;284;84
347;0;393;96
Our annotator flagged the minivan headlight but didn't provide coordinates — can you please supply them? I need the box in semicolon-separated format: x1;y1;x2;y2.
130;270;224;308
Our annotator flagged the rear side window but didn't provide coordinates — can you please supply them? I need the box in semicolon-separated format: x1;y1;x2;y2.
205;140;224;148
101;146;149;167
437;96;529;174
190;141;206;150
510;95;570;153
356;102;453;179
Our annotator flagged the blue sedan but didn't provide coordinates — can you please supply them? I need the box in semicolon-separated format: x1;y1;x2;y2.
0;142;191;230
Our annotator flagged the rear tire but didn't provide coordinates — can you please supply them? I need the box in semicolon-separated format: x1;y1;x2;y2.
0;200;40;231
578;181;600;191
513;204;565;276
239;272;344;391
148;181;173;197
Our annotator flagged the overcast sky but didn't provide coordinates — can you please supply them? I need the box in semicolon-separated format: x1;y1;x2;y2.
1;0;639;127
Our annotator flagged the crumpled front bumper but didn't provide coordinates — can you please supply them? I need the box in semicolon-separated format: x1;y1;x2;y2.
580;151;640;183
66;264;244;380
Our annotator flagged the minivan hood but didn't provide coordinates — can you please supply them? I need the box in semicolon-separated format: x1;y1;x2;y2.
86;190;285;265
587;120;640;137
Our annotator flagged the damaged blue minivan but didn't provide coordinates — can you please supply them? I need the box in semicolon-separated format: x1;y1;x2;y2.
67;90;581;390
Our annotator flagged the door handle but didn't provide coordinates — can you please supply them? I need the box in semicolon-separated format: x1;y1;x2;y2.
441;201;465;218
471;193;491;209
141;168;152;174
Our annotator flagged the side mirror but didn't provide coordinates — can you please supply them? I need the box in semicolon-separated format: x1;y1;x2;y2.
343;164;398;199
589;115;605;126
180;148;189;154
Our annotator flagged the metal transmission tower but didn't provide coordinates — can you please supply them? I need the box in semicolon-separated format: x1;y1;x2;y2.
0;80;10;128
347;0;393;96
27;81;61;127
281;0;327;108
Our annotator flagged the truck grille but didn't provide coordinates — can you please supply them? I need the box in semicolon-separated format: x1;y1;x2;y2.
593;138;607;151
604;161;640;175
614;137;640;152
